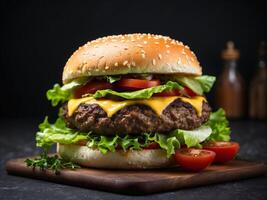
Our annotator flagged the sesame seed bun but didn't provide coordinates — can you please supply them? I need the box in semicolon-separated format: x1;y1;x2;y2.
62;33;202;84
57;144;175;169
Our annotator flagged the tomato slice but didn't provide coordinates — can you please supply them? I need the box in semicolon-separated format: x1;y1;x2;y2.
74;81;112;98
115;79;160;90
153;89;181;97
174;148;215;171
203;141;240;163
183;87;197;97
144;142;160;149
154;87;196;97
76;140;88;146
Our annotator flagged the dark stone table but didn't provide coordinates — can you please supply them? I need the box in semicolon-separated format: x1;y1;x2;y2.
1;118;267;200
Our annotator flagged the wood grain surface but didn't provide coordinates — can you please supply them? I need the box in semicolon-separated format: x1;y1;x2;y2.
5;157;267;194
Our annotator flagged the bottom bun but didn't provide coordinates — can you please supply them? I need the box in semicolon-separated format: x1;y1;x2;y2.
57;144;175;169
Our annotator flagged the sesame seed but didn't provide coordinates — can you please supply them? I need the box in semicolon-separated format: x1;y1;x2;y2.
123;60;128;66
114;62;118;66
167;50;170;54
105;66;109;70
165;45;170;48
141;54;146;59
191;57;194;61
178;59;181;65
132;61;136;66
155;42;159;44
141;49;145;53
152;59;156;65
185;45;189;49
171;40;176;44
158;54;162;60
127;63;131;68
137;44;143;48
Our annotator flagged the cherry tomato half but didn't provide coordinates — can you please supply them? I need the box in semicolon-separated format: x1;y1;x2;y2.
74;81;112;98
174;148;215;172
203;141;240;163
115;79;160;90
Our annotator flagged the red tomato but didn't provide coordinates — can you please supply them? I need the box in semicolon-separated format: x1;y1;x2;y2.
153;89;181;97
154;87;197;97
203;141;240;163
174;148;215;172
183;87;197;97
76;140;88;146
115;79;160;90
74;81;112;98
144;142;160;149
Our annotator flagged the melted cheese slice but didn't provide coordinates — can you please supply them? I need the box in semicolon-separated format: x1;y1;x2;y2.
68;96;206;117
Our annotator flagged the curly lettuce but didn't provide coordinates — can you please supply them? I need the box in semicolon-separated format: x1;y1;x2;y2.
165;75;216;95
36;117;212;157
46;75;215;106
92;81;183;99
206;108;231;141
46;78;88;106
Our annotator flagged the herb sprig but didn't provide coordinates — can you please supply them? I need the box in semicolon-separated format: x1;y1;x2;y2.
25;150;80;174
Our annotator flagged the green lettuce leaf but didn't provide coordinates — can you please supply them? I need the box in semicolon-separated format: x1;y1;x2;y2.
36;117;89;148
174;77;203;95
46;78;88;106
165;75;216;95
206;108;231;141
195;75;216;93
92;81;183;99
36;117;212;157
104;76;121;83
170;125;212;148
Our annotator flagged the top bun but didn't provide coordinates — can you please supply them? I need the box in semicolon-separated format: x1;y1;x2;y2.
63;33;202;84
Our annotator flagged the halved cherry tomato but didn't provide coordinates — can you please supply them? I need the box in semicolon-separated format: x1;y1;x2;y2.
174;148;215;172
203;141;240;163
144;142;160;149
115;79;160;90
74;81;112;98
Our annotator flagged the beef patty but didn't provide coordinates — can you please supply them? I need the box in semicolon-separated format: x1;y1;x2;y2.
62;99;211;136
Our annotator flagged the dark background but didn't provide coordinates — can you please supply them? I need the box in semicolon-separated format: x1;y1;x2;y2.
1;0;267;119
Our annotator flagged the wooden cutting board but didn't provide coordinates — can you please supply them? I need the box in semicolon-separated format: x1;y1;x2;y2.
6;156;267;194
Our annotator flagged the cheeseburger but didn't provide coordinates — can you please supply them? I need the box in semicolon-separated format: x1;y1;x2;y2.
33;33;234;170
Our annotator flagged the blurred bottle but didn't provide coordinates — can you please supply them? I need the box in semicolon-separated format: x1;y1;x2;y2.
249;41;267;120
216;41;245;119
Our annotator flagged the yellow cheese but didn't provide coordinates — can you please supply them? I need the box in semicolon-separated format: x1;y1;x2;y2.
68;96;206;117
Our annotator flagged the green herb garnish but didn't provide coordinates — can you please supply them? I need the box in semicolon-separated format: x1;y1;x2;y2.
25;150;80;174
